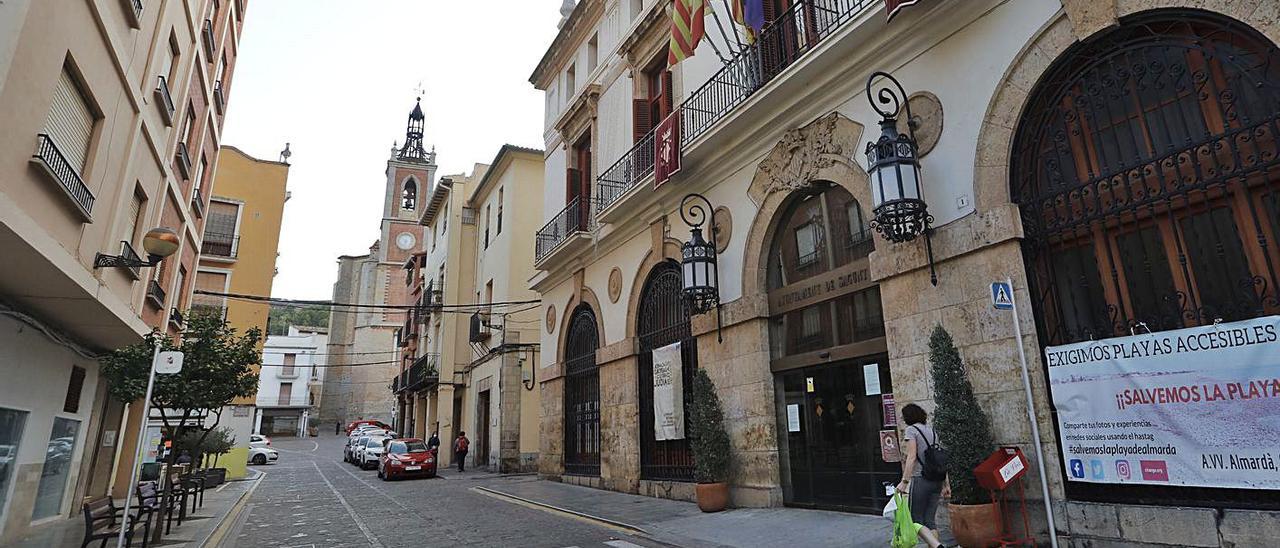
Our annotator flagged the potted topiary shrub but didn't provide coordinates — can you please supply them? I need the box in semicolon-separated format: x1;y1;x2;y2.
687;367;731;512
928;325;999;547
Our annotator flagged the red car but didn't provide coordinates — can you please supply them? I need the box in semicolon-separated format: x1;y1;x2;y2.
378;438;436;481
345;420;389;434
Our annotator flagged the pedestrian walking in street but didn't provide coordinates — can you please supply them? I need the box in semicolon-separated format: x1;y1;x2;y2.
896;403;952;548
335;420;341;435
427;432;440;458
454;431;469;472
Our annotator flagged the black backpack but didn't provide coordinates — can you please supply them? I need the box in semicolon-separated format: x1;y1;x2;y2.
912;425;949;481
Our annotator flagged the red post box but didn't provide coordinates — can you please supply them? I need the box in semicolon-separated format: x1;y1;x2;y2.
974;446;1029;491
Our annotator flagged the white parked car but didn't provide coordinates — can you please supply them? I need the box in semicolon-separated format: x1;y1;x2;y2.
358;436;389;470
249;434;271;448
248;446;278;465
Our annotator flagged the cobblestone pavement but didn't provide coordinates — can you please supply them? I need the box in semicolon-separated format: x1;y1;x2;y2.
230;435;665;548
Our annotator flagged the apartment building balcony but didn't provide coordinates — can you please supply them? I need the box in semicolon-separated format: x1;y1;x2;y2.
593;0;876;223
201;232;239;259
213;80;226;114
30;134;95;220
202;19;216;60
168;308;184;329
191;188;204;217
256;394;312;409
146;280;166;308
116;241;143;279
121;0;143;28
397;353;440;394
175;141;192;179
534;195;597;267
154;75;175;126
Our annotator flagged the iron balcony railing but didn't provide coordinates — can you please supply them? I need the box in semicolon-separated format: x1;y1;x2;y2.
399;353;440;393
596;0;875;212
175;141;192;179
169;308;185;328
202;19;215;59
191;188;204;216
202;232;239;258
535;195;596;262
119;240;142;279
146;280;166;307
154;75;175;126
32;134;95;218
213;80;225;114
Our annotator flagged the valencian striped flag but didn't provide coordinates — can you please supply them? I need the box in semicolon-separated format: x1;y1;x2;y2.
668;0;707;65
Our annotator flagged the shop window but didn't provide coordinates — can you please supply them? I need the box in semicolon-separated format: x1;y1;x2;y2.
0;408;27;521
31;417;80;520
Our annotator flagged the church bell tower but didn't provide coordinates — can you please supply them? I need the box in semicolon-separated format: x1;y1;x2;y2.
380;98;437;265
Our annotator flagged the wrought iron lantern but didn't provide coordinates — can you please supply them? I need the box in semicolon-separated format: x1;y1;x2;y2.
94;227;180;269
679;194;724;342
864;71;938;285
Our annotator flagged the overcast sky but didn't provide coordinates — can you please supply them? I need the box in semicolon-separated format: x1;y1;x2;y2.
221;1;563;300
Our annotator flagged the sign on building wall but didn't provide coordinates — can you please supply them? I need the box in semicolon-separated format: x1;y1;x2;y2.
652;341;685;441
1046;316;1280;490
654;111;682;188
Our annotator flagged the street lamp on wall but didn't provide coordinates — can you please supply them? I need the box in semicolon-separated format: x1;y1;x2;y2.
94;227;181;269
864;71;938;286
679;193;723;343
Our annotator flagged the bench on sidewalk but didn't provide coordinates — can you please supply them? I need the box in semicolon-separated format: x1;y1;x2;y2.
80;496;152;548
137;480;184;535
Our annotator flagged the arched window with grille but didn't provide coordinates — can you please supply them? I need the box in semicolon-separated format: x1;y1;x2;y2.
637;260;697;481
1012;9;1280;507
563;304;600;476
1013;9;1280;347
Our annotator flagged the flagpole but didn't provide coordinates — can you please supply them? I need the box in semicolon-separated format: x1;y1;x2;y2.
700;2;731;63
721;0;745;50
707;0;740;58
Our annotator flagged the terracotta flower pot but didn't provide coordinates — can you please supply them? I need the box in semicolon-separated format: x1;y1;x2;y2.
947;502;1001;547
695;482;729;513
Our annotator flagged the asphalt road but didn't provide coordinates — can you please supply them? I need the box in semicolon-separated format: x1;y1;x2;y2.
230;435;664;548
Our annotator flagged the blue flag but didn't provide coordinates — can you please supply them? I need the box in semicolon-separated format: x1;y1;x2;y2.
742;0;765;32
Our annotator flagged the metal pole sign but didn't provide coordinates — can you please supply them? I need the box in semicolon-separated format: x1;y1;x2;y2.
155;351;183;374
992;279;1059;548
117;341;169;547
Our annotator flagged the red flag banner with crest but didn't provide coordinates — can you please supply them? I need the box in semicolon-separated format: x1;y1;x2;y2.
654;110;682;188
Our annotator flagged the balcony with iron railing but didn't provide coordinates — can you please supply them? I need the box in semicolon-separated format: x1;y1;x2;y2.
201;232;239;259
121;0;143;28
146;280;166;307
213;80;226;114
594;0;876;222
168;308;185;329
398;353;440;394
534;195;597;265
154;75;175;126
175;141;192;179
257;393;312;408
202;19;216;59
118;241;142;279
30;134;95;220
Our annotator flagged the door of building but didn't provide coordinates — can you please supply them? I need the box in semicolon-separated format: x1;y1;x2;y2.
781;355;897;513
475;390;490;468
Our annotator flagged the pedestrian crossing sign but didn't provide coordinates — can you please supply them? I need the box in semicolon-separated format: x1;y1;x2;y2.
991;282;1014;310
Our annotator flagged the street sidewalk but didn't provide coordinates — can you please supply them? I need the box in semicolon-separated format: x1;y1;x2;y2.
3;470;261;548
473;477;897;548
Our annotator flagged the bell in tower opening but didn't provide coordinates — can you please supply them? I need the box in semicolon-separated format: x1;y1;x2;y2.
398;97;428;161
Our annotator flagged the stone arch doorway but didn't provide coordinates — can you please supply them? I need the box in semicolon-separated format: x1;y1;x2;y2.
563;303;601;477
1012;8;1280;507
764;182;894;514
636;260;697;482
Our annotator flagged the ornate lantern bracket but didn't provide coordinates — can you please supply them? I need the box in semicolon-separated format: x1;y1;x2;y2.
679;193;723;343
864;71;938;286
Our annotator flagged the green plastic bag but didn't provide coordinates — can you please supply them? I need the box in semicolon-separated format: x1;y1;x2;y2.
891;492;923;548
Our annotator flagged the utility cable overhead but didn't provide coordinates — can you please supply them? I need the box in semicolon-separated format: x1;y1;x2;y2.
194;290;539;310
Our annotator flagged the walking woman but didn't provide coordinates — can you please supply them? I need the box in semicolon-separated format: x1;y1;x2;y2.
896;403;952;548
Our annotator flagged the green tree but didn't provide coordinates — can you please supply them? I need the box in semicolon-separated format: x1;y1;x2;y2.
928;324;995;505
267;303;331;335
688;367;731;483
102;313;260;455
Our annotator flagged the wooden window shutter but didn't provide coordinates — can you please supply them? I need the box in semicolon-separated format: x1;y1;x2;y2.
633;99;653;143
46;69;95;174
567;168;583;202
659;71;674;120
64;366;86;413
